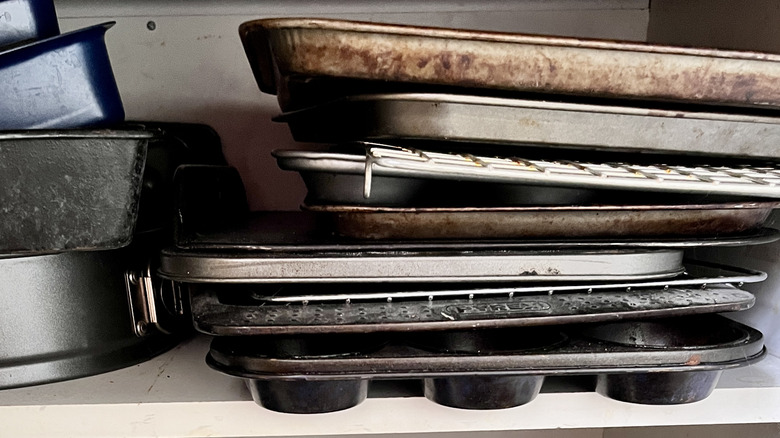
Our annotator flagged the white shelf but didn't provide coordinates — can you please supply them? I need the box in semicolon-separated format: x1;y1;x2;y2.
0;335;778;438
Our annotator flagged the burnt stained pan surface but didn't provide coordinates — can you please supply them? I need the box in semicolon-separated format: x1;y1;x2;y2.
175;211;780;251
206;315;765;411
240;18;780;111
305;203;778;240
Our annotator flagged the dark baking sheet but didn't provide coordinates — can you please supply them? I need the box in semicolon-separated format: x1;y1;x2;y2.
306;203;779;240
190;280;756;335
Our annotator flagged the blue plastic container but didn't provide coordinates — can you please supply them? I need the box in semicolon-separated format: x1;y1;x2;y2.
0;0;59;48
0;22;124;129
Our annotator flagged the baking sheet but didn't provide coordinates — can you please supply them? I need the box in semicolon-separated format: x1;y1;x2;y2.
159;248;684;283
175;211;780;251
277;94;780;159
241;18;780;110
277;146;780;203
190;279;757;335
306;203;778;240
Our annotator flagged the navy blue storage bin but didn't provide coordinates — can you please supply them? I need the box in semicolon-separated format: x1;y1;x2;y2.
0;0;59;48
0;22;124;129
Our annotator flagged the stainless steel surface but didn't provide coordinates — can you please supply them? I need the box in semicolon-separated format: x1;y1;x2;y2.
241;18;780;110
0;237;180;390
159;249;684;283
364;144;780;199
259;261;765;303
191;283;755;335
278;94;780;159
307;203;778;240
206;315;765;378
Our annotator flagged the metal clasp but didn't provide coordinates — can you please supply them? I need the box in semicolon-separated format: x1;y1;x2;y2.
125;262;186;337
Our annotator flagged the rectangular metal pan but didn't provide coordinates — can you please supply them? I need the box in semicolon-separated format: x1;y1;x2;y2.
0;0;59;49
206;315;765;411
241;18;780;111
0;22;123;129
159;248;684;284
275;148;599;207
176;211;780;251
277;94;780;159
306;203;778;240
277;146;780;204
0;129;152;255
190;263;760;335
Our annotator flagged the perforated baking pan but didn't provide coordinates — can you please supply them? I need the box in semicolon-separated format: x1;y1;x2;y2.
190;270;759;335
241;18;780;110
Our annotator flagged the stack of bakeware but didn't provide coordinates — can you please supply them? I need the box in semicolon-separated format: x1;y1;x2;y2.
0;123;225;389
0;3;220;389
164;18;780;413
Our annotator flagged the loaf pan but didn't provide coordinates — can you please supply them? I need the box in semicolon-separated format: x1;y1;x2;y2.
207;315;765;412
241;18;780;110
0;129;151;254
0;22;124;129
0;0;59;48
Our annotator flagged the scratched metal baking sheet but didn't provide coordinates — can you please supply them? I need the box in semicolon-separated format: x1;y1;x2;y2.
277;94;780;159
241;18;780;110
158;248;684;284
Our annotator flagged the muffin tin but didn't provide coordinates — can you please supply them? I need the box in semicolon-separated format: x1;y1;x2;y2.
207;314;765;412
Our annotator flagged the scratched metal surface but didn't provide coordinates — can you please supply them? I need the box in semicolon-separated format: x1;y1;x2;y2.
242;18;780;111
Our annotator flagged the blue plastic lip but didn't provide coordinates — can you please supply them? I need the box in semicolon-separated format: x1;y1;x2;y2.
0;21;114;60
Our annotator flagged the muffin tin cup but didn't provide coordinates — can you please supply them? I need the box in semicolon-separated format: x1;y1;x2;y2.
248;379;368;414
596;370;722;405
424;375;544;410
